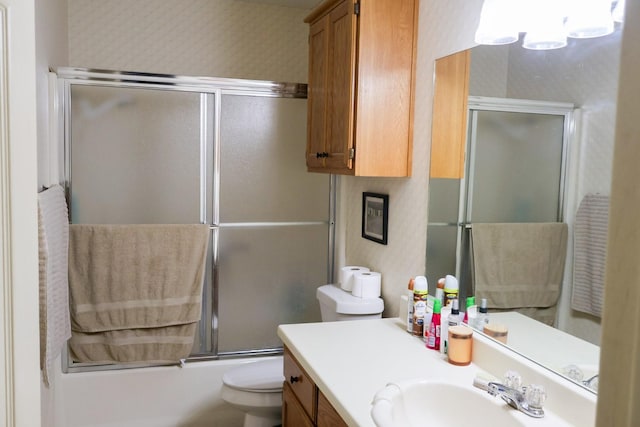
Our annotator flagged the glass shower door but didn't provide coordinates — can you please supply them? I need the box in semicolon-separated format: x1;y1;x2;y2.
216;94;330;354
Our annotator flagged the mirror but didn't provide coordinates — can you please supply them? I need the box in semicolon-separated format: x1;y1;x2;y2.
427;29;622;393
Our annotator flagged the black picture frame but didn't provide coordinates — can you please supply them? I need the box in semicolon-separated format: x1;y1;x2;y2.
362;192;389;245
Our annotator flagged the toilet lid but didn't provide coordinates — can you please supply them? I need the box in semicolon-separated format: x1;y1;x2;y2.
316;284;384;314
222;357;284;392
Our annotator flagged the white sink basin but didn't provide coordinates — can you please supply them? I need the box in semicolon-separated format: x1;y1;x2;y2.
371;379;526;427
371;379;573;427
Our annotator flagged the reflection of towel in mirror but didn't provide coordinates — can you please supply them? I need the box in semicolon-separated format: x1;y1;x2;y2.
471;223;568;326
68;224;210;364
38;185;72;386
571;194;609;318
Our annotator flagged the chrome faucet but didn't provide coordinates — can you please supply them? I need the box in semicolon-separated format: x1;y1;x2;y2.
487;381;546;418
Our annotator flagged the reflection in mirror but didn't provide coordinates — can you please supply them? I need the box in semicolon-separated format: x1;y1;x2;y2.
427;30;622;393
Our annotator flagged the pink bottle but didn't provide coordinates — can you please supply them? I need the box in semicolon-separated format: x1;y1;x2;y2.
427;299;442;350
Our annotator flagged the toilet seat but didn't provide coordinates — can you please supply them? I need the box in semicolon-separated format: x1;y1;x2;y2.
222;357;284;393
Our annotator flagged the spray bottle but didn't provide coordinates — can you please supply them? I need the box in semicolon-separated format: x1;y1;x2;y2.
426;299;442;350
443;275;459;307
412;276;429;337
406;278;415;333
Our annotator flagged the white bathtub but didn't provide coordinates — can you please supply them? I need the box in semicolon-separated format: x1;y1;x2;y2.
44;356;282;427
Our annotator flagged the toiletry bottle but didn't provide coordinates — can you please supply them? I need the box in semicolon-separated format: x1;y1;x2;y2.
443;274;459;307
463;296;476;325
441;299;461;355
449;299;461;327
412;276;429;337
427;299;441;350
406;278;415;333
475;298;490;329
435;278;445;306
439;303;453;355
448;325;473;366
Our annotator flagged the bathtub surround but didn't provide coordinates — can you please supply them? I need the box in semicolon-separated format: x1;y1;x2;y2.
67;224;210;364
37;185;72;386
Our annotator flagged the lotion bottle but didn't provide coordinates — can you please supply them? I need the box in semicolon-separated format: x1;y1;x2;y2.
439;302;452;355
440;299;461;355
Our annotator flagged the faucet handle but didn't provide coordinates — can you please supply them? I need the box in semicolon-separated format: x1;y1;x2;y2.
503;370;522;390
525;384;547;409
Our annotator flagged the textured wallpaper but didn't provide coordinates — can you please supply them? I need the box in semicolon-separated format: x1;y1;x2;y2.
68;0;310;83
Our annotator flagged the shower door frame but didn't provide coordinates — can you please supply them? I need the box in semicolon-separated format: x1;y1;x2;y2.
57;67;336;373
455;96;575;285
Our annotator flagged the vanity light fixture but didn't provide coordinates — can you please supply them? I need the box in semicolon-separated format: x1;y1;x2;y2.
475;0;624;50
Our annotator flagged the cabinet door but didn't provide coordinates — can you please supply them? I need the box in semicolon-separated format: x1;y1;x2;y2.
307;15;329;169
283;382;314;427
317;390;348;427
325;0;356;172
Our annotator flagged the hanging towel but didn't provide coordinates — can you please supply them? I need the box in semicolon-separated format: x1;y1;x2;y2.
68;224;210;332
37;185;72;386
471;223;568;325
68;323;198;364
68;224;209;364
571;194;609;318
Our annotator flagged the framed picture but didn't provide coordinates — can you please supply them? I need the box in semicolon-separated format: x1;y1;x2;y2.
362;192;389;245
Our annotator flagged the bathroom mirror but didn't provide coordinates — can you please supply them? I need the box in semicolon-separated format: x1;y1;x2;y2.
426;29;622;393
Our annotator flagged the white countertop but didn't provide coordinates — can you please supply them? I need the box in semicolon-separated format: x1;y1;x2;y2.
278;317;597;427
278;318;488;426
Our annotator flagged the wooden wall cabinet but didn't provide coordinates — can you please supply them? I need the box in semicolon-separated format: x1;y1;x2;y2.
430;50;471;179
304;0;419;177
283;347;347;427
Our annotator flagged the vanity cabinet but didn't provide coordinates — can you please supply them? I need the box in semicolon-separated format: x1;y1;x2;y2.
304;0;419;177
283;347;347;427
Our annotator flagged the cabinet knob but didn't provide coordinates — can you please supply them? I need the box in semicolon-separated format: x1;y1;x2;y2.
316;152;329;158
290;375;300;384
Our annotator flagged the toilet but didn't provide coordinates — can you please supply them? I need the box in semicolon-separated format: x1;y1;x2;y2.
220;283;384;427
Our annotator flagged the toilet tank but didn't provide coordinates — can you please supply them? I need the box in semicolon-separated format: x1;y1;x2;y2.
316;284;384;322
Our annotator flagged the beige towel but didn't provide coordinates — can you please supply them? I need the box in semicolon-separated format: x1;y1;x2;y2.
68;224;210;333
68;323;198;364
571;194;609;318
471;223;568;325
38;185;72;386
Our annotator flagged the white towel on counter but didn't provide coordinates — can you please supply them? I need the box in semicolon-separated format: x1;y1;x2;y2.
571;194;609;318
37;185;72;386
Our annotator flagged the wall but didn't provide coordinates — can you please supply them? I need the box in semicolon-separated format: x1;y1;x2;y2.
1;0;42;425
341;0;484;319
597;1;640;423
68;0;309;83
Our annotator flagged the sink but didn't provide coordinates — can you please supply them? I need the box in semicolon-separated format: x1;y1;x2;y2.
371;379;528;427
371;378;576;427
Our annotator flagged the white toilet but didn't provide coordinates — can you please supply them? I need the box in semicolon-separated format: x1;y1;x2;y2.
220;283;384;427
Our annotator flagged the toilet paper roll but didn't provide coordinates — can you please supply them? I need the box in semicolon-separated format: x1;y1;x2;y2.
339;266;370;291
352;271;382;298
